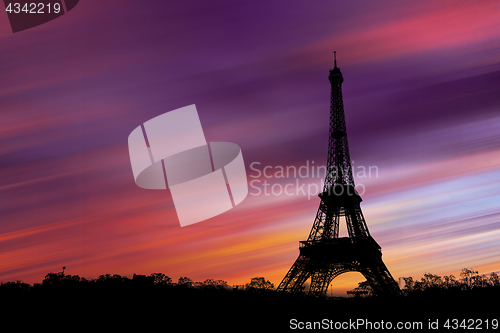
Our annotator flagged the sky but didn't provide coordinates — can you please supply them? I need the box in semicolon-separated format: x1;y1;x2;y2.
0;0;499;295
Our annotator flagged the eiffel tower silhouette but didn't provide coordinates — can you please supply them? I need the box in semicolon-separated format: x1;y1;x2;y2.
276;52;400;296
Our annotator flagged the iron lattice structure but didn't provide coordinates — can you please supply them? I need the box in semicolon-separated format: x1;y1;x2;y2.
276;54;400;296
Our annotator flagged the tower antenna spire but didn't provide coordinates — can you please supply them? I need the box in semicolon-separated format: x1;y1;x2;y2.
334;51;337;68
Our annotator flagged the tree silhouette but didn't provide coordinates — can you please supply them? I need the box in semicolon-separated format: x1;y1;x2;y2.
151;273;172;285
347;280;372;297
402;276;414;293
245;277;274;291
460;268;479;290
42;272;82;286
442;274;458;289
177;276;193;287
200;278;229;290
489;272;500;286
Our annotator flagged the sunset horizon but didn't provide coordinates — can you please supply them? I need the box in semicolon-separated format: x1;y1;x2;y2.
1;0;499;300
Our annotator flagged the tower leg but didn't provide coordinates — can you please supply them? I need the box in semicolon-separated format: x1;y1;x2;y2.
277;255;310;293
361;257;400;295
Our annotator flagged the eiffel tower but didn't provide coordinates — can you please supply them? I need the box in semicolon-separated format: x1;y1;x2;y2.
276;52;400;296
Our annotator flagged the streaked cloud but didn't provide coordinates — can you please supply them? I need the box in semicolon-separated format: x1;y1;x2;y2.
0;0;499;294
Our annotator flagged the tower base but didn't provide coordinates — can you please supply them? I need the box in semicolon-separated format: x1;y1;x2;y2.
277;237;400;296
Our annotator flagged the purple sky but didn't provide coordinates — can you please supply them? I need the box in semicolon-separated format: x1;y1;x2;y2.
1;0;499;293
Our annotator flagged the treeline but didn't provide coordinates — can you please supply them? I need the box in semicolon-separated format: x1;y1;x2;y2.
0;272;275;292
403;268;500;294
3;267;497;296
0;273;279;332
403;268;499;294
0;269;498;332
350;268;500;296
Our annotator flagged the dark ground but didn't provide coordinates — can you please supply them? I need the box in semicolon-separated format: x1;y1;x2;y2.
1;278;498;332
